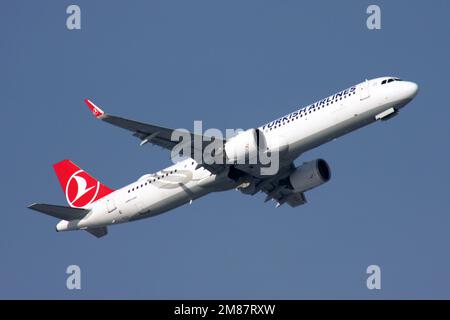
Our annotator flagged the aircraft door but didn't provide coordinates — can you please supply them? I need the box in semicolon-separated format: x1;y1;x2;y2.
106;197;117;213
359;79;370;100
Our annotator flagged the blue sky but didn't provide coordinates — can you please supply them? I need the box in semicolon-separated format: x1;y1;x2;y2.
1;0;449;299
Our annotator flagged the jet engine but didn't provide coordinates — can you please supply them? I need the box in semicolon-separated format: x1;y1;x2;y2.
224;129;266;164
289;159;331;193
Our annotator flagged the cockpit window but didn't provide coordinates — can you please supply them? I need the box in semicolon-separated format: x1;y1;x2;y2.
382;78;403;85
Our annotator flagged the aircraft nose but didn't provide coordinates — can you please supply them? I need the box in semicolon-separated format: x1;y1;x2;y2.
403;81;419;99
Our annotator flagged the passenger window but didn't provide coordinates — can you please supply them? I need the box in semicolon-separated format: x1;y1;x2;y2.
388;78;394;83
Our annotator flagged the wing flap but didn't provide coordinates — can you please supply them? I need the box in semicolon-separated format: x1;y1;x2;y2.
285;192;307;207
28;203;89;221
258;163;308;208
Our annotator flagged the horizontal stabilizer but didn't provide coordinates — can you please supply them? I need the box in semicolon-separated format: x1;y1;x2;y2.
28;203;89;221
86;227;108;238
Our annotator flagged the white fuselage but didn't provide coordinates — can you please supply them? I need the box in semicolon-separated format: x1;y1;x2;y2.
56;77;418;232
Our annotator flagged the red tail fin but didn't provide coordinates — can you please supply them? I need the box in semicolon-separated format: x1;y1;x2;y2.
53;160;114;208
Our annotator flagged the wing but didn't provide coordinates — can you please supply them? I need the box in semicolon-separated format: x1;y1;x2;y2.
84;99;226;173
257;164;308;208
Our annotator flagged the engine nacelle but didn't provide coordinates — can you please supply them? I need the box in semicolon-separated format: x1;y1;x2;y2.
224;129;266;164
289;159;331;193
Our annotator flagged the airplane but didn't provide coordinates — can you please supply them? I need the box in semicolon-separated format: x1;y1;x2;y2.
28;77;418;238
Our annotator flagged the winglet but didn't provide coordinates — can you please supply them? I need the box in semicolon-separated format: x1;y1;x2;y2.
84;99;105;118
